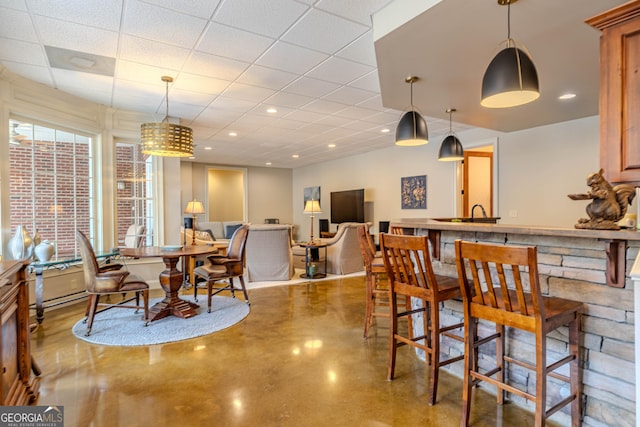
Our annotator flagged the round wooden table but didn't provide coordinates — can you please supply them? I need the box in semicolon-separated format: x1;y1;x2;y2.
119;245;218;322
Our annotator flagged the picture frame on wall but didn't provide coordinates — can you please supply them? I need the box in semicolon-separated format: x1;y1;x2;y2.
401;175;427;209
304;186;321;208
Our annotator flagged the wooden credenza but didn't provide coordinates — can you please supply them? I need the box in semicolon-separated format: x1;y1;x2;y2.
0;260;39;405
587;1;640;185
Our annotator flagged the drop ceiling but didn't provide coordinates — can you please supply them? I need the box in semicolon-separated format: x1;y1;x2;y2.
0;0;627;168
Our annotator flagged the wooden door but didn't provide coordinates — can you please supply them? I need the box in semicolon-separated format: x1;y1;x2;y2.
462;151;493;217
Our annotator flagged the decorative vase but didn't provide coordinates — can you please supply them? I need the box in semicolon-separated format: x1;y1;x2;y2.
32;229;42;247
8;225;34;260
34;241;55;262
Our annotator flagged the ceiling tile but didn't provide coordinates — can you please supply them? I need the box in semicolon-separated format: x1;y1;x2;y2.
197;22;274;63
323;86;376;105
315;0;394;25
301;99;348;115
123;0;208;48
213;0;308;38
116;60;179;85
306;56;374;85
34;16;118;57
173;73;231;95
0;8;38;42
169;88;218;107
335;30;377;66
256;41;329;74
236;65;299;90
184;51;250;81
281;8;368;54
206;96;258;112
26;0;122;31
222;82;275;103
0;39;47;66
349;70;381;93
141;0;222;17
282;76;340;98
333;105;379;120
119;35;191;71
263;92;315;109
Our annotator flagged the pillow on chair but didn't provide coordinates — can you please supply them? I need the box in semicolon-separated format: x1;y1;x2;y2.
225;224;242;239
198;229;216;241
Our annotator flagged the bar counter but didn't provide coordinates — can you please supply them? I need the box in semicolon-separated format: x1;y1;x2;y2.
389;219;639;427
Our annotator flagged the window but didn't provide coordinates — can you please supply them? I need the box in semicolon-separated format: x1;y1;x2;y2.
115;141;154;246
8;119;94;257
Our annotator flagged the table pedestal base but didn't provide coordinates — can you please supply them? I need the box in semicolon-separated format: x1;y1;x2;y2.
150;256;200;322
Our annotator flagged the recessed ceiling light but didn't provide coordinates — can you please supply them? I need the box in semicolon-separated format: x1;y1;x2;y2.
228;131;237;137
328;143;336;148
265;162;272;166
381;128;390;133
558;93;576;100
204;147;212;150
292;154;299;158
266;108;278;114
189;156;195;160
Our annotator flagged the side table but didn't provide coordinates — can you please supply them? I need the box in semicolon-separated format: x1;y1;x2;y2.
298;243;328;279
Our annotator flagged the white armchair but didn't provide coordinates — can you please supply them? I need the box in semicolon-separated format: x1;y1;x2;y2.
245;224;295;282
318;222;368;275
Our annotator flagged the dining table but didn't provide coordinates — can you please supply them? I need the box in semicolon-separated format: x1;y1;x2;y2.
119;245;218;322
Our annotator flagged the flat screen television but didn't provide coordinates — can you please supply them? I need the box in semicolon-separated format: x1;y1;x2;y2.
330;189;365;224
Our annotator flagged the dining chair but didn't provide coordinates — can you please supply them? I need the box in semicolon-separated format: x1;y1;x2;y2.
356;224;388;338
193;224;250;312
454;239;582;426
380;233;464;405
76;230;149;336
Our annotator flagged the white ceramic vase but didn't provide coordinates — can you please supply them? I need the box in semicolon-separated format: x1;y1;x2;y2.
8;225;34;260
34;241;55;262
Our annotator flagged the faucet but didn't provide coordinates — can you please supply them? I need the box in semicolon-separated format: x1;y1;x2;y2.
471;204;488;219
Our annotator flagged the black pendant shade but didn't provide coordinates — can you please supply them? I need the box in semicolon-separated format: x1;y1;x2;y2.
395;110;428;146
438;108;464;161
481;46;539;108
438;135;464;161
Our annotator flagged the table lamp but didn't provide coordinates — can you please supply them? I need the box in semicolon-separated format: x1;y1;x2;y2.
184;199;205;245
304;199;322;244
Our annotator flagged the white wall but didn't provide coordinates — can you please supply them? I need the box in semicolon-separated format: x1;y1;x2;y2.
292;115;600;240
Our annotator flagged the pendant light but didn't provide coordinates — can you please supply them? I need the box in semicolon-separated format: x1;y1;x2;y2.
141;76;194;157
438;109;464;161
481;0;539;108
395;76;428;146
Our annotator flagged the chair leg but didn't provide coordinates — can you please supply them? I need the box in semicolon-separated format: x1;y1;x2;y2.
141;290;149;326
207;280;213;313
496;324;505;405
237;276;249;304
364;272;374;338
428;301;440;406
387;291;398;381
534;329;547;427
569;317;581;426
460;315;476;427
85;294;100;336
194;278;199;302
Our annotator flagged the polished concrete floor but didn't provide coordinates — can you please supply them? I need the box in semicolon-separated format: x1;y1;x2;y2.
30;276;544;426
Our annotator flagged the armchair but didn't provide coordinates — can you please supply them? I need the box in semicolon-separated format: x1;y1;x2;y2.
245;224;295;281
318;222;367;275
76;230;149;336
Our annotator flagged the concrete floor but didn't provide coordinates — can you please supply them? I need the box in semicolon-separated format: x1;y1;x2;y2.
30;275;543;426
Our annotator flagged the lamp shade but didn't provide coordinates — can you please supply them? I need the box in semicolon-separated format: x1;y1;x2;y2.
481;46;539;108
184;200;205;215
141;122;193;157
438;135;465;161
141;76;194;157
304;200;321;214
395;110;428;146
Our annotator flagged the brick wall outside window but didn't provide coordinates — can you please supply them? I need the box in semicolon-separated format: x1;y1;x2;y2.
8;122;93;257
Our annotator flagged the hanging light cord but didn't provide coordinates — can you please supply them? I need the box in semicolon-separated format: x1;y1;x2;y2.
410;79;414;109
163;79;169;123
448;110;453;133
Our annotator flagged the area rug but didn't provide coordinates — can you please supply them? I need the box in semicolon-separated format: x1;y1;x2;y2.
72;296;250;347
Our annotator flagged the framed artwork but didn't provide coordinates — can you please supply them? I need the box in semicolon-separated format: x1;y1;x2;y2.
401;175;427;209
304;186;321;208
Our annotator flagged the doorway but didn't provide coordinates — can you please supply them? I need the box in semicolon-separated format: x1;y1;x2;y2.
207;167;247;222
455;139;497;218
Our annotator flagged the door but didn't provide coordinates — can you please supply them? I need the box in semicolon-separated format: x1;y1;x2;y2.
462;150;493;217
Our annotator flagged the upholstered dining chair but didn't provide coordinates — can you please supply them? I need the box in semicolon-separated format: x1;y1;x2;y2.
193;224;250;312
357;224;389;338
380;233;464;406
454;240;582;426
76;230;149;336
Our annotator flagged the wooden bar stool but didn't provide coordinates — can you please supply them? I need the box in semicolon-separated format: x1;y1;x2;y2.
357;225;388;338
454;239;582;427
380;233;464;405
